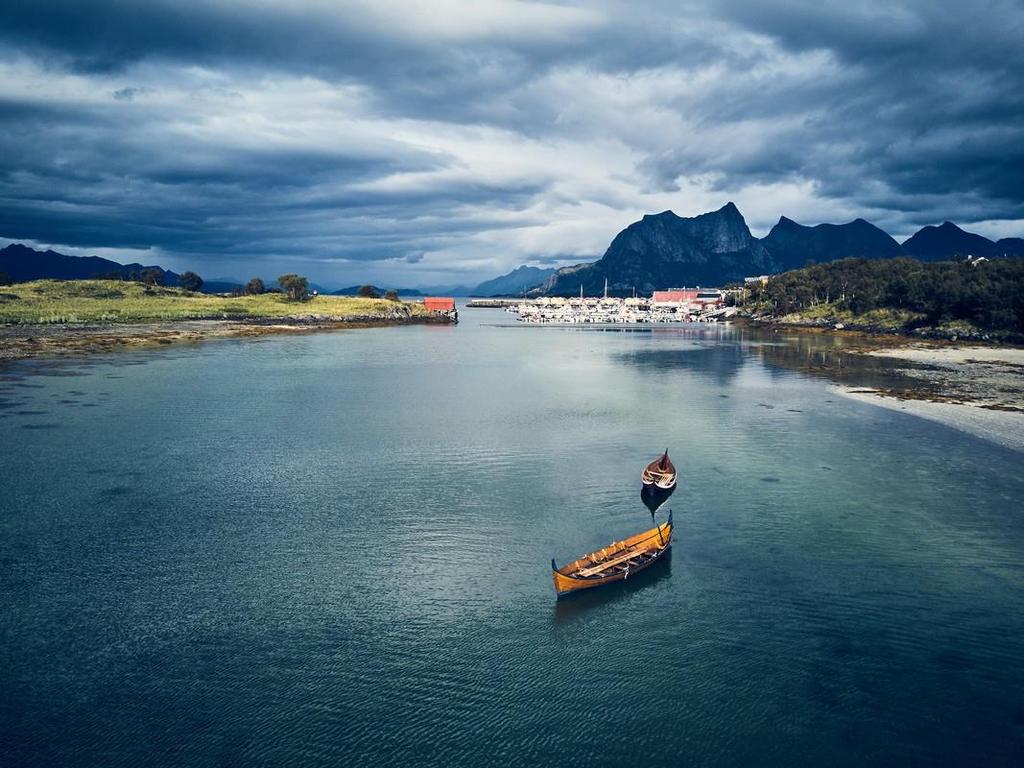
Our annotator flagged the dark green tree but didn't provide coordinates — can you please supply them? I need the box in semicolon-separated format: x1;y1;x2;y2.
244;277;265;296
140;268;163;286
357;285;380;298
277;274;309;301
179;271;203;292
384;289;399;301
0;271;11;286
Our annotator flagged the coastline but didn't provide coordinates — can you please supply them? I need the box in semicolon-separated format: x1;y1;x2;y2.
739;313;1023;345
737;319;1024;450
836;386;1024;452
834;343;1024;451
0;315;452;364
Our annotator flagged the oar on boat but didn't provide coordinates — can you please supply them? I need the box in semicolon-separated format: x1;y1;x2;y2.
656;509;670;546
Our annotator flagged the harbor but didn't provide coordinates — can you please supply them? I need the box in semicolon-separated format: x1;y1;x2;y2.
468;288;739;324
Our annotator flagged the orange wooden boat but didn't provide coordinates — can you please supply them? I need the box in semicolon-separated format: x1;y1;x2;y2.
641;450;676;490
551;511;673;598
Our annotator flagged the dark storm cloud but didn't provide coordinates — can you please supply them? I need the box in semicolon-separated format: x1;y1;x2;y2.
0;0;1022;283
0;0;399;73
651;0;1024;226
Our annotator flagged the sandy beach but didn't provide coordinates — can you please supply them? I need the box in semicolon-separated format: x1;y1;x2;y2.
837;343;1024;451
837;386;1024;452
865;345;1024;367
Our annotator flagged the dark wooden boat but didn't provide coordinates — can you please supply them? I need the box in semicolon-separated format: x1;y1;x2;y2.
641;450;676;490
551;511;673;598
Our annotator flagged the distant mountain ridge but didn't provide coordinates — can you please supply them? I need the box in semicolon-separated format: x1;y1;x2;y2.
471;265;556;297
902;221;1024;260
0;243;180;284
0;243;242;293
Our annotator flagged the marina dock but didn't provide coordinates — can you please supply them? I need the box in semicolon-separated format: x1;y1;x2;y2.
473;294;738;324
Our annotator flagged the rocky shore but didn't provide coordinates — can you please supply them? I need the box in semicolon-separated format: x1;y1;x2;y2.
742;311;1021;344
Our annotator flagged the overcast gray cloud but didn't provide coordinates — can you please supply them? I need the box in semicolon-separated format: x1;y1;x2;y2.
0;0;1022;286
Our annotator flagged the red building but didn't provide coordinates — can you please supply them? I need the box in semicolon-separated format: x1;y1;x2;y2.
423;297;456;313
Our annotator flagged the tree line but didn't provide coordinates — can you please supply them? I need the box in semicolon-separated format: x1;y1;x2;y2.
743;257;1024;332
89;270;307;300
7;267;404;304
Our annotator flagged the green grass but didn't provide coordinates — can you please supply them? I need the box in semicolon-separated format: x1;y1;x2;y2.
775;303;927;330
0;280;432;324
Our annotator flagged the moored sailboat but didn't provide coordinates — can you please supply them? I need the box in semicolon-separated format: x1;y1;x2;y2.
641;450;676;490
551;511;673;598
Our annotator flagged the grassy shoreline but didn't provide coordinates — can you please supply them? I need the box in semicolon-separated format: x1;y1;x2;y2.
0;280;453;363
0;279;436;324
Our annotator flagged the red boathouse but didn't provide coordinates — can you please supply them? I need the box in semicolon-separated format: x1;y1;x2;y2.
423;297;456;313
423;297;458;322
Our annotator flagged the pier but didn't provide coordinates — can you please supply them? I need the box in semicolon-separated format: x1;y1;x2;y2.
465;298;522;308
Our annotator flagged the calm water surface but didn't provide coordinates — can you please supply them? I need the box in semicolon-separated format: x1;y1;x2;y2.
2;309;1023;767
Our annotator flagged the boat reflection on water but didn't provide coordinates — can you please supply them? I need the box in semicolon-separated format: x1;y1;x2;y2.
552;549;672;622
641;483;675;515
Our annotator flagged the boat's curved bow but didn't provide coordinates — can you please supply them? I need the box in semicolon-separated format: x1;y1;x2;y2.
641;450;677;490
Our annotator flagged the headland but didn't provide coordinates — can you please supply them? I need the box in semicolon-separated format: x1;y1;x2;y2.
0;280;453;363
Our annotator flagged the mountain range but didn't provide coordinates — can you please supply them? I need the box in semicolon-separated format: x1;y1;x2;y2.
3;205;1022;297
0;243;242;293
536;204;1024;296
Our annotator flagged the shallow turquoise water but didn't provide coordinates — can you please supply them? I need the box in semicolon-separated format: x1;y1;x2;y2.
2;311;1023;766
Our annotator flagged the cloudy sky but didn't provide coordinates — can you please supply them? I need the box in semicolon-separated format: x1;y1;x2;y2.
1;1;1022;287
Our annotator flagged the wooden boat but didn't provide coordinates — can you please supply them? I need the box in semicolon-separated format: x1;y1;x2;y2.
551;511;672;598
641;450;677;490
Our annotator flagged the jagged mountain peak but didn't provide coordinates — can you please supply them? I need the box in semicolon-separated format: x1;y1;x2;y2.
642;210;677;221
542;202;771;295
